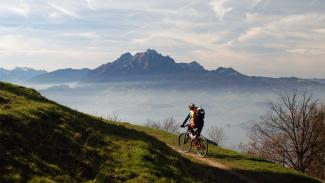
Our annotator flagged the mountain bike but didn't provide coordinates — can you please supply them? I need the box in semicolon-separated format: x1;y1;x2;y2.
178;124;208;157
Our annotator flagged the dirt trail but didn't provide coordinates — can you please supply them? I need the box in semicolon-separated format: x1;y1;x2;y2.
169;145;260;183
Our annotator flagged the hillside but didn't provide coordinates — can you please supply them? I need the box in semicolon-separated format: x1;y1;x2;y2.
0;82;242;183
0;82;321;183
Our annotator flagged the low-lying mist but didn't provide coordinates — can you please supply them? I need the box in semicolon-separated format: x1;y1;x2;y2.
23;82;325;150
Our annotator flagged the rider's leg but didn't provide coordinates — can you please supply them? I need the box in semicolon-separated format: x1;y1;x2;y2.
188;125;194;135
196;124;203;137
189;123;196;134
196;120;204;137
194;123;204;147
191;124;200;146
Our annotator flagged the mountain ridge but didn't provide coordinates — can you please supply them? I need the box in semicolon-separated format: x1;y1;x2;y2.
83;49;321;88
87;49;205;78
85;49;250;82
0;67;47;83
27;68;90;84
3;49;324;87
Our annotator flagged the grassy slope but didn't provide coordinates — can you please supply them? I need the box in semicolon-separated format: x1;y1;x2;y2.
119;116;322;183
0;82;321;183
0;82;242;183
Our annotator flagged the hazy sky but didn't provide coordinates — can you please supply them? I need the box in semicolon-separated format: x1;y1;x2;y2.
0;0;324;78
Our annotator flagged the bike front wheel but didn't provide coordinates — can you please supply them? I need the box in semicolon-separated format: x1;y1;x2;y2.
195;136;208;157
178;133;192;153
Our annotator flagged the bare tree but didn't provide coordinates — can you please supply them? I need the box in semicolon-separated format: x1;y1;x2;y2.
247;91;325;174
307;111;325;179
162;116;179;134
107;112;121;122
207;126;226;146
145;119;161;129
308;147;325;179
145;116;179;134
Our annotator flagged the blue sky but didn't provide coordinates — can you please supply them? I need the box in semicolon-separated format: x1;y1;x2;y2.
0;0;324;78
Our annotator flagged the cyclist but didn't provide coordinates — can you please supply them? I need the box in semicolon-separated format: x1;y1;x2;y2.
180;103;205;146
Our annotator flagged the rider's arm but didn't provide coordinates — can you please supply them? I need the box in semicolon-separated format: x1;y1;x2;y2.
181;113;190;126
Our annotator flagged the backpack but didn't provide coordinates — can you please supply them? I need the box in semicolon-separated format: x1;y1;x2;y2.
196;108;205;121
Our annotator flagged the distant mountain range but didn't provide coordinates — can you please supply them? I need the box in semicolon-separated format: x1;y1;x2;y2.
312;79;325;84
0;67;46;83
83;49;255;82
83;49;321;88
27;68;90;83
1;49;324;88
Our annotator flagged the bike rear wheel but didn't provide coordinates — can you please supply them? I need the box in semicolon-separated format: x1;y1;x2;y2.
178;133;192;152
195;136;208;157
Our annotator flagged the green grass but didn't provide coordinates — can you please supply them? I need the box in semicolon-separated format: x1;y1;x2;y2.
0;81;322;183
118;116;322;183
0;82;243;183
207;146;320;183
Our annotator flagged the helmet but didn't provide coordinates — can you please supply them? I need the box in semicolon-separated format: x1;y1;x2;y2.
188;103;196;109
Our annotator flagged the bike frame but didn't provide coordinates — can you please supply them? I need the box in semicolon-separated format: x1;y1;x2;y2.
179;124;208;157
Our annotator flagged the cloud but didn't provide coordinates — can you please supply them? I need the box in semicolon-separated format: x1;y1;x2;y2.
237;27;263;42
48;3;79;18
250;0;263;8
60;32;99;39
0;0;30;18
12;0;30;17
231;13;325;55
209;0;233;20
313;28;325;34
286;48;306;54
84;0;94;9
123;25;149;37
0;0;324;77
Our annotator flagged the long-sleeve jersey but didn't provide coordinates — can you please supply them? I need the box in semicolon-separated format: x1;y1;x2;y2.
182;110;196;126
